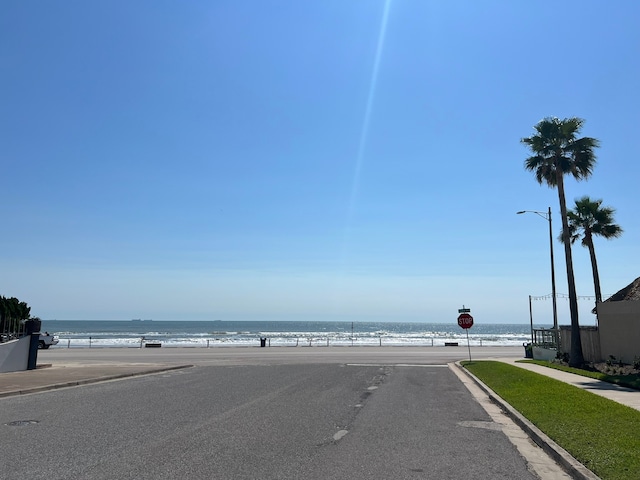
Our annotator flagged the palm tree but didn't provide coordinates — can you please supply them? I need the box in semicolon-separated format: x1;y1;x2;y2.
566;196;622;311
0;296;31;334
521;117;599;367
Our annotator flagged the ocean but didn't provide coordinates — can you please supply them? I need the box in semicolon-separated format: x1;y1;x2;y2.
41;320;544;349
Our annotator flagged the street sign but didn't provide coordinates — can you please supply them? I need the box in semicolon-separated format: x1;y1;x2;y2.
458;308;471;313
457;313;474;329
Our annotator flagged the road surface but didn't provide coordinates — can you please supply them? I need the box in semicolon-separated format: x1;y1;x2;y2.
1;359;539;479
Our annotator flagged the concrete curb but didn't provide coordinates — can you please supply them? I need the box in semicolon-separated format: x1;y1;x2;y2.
454;362;601;480
0;364;194;398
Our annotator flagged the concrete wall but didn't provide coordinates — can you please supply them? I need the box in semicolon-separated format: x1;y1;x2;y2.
0;336;30;373
532;346;557;361
598;300;640;364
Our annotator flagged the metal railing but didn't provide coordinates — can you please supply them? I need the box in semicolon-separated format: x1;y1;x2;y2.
532;328;559;349
49;335;495;349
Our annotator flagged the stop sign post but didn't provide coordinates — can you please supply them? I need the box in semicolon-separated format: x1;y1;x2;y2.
457;309;473;361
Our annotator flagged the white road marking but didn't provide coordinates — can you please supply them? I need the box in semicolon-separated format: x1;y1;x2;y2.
333;430;349;441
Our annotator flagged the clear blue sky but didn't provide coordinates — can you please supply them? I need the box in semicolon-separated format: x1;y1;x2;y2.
2;1;638;324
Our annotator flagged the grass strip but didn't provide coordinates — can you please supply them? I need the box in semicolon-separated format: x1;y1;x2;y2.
517;360;640;390
463;361;640;480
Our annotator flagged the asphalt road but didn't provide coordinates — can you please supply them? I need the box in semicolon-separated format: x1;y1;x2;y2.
36;345;524;366
1;361;537;480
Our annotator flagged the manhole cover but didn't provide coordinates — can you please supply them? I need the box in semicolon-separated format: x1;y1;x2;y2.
5;420;39;427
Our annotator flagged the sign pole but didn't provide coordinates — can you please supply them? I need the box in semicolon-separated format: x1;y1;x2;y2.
457;306;474;362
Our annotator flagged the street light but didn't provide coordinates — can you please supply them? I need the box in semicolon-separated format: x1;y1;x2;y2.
517;207;558;332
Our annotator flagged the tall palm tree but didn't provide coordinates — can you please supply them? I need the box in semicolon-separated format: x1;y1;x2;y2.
521;117;599;367
566;196;622;311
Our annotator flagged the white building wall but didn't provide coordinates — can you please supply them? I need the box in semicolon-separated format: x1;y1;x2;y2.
0;336;30;373
598;301;640;364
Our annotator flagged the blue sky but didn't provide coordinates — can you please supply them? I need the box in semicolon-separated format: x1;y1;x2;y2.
2;1;638;324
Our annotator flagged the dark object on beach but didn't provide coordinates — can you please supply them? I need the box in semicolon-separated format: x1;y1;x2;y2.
444;342;459;347
145;343;162;348
260;338;267;348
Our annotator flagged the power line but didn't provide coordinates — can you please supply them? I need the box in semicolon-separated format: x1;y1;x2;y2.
530;293;609;301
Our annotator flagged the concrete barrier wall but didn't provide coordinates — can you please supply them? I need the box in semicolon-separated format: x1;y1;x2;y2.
0;336;30;373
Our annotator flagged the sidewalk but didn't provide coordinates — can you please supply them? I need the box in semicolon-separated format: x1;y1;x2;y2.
0;363;192;398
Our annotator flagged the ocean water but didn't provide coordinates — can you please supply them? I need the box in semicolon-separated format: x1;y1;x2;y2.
41;320;545;348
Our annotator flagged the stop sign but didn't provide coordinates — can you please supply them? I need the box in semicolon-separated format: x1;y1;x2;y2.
457;313;474;329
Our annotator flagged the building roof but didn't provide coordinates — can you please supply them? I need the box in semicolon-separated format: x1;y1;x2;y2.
603;277;640;302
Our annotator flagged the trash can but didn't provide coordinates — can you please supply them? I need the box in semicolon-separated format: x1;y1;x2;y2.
523;342;533;359
260;337;267;347
25;318;42;335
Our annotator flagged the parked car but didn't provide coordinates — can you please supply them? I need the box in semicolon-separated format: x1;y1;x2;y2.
38;333;59;349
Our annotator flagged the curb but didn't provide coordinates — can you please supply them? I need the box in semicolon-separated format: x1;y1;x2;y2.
455;362;600;480
0;365;194;398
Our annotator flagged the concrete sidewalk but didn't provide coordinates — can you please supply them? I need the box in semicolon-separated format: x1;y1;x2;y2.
0;363;192;398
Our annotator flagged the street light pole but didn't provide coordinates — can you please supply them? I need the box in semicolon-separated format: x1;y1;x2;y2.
517;208;558;331
546;206;558;332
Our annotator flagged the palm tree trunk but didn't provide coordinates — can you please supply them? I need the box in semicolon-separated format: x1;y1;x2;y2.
556;171;585;367
585;232;602;308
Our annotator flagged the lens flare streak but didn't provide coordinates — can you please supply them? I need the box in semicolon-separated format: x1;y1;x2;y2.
344;0;393;246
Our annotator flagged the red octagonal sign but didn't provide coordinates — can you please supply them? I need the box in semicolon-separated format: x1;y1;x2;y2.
457;313;474;329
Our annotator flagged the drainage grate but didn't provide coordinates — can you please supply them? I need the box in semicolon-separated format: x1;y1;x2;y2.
5;420;40;427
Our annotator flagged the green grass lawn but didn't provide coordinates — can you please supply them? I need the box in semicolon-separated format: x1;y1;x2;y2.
463;361;640;480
